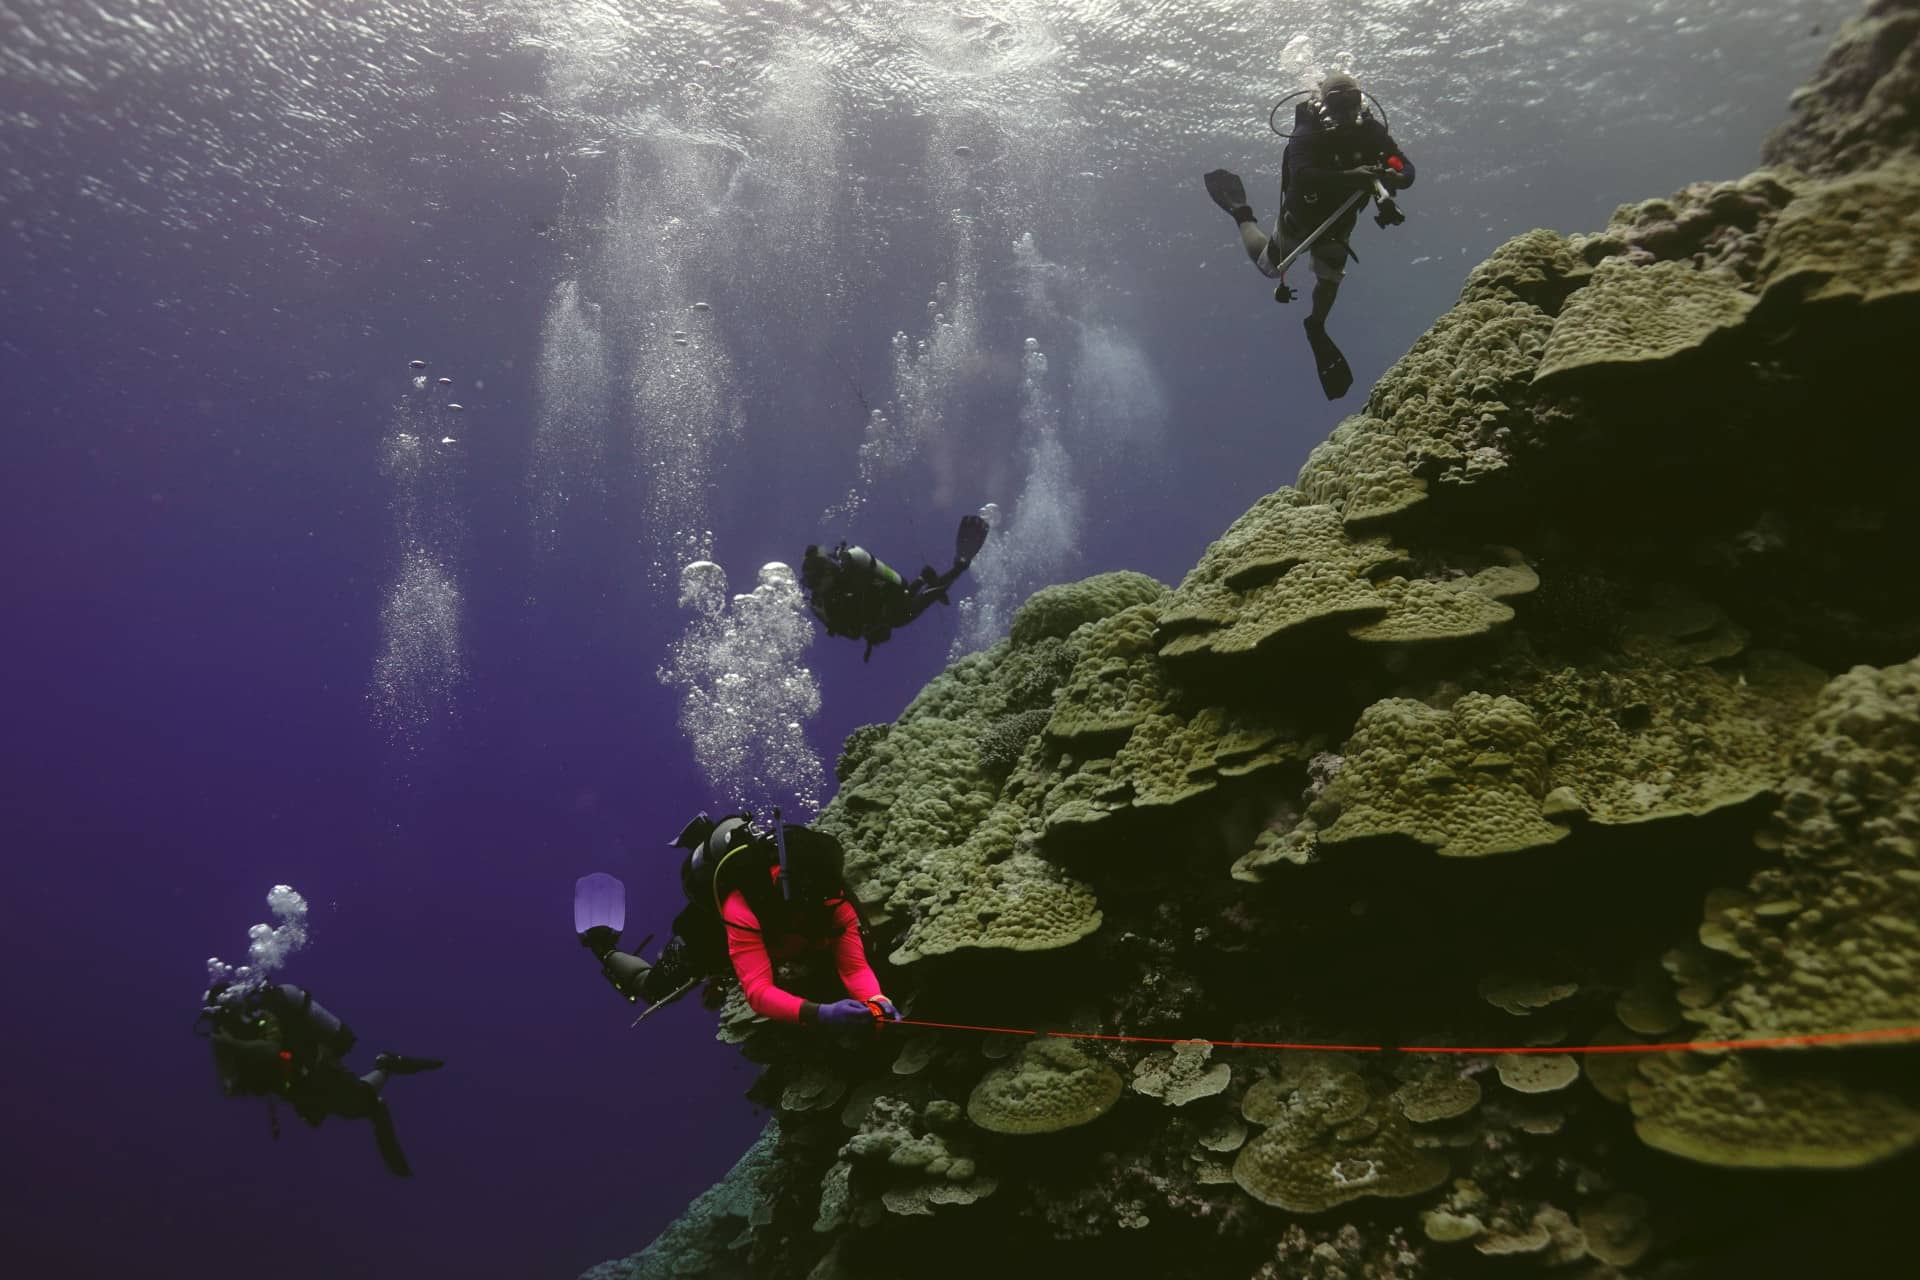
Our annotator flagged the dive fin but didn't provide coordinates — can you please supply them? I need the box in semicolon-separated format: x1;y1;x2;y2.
1303;321;1354;401
574;871;625;936
371;1101;413;1177
954;514;988;565
1202;169;1249;216
374;1053;446;1076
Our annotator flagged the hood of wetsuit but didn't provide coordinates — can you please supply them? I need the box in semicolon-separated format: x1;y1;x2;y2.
1317;72;1363;126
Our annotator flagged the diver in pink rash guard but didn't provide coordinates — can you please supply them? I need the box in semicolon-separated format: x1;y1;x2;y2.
722;862;891;1026
577;812;901;1030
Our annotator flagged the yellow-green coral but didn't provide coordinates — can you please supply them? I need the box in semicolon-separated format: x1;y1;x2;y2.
1533;258;1756;387
967;1038;1123;1135
1630;1052;1920;1169
886;793;1101;965
891;846;1101;965
1349;555;1539;647
1457;228;1596;311
1038;757;1126;841
1622;587;1751;666
1755;160;1920;315
1496;1054;1580;1095
814;629;1108;957
1479;973;1579;1016
1422;1210;1487;1244
1474;1207;1584;1261
1157;490;1401;661
1296;298;1551;516
1241;1054;1371;1127
1616;963;1685;1035
1296;415;1429;526
840;1097;998;1221
1693;657;1920;1042
1008;571;1167;647
1040;694;1309;851
1160;560;1389;660
1234;1095;1449;1213
815;714;1001;910
1110;710;1224;810
1044;603;1167;742
1622;659;1920;1170
1317;693;1569;858
1764;0;1918;178
1199;1116;1249;1152
1130;1040;1232;1107
1210;711;1312;778
1393;1075;1483;1124
782;1065;848;1112
1580;1193;1653;1267
1518;647;1826;828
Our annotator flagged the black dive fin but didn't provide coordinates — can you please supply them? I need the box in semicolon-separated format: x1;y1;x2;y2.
371;1102;413;1177
1203;169;1249;216
374;1053;445;1076
1304;322;1354;401
954;514;988;565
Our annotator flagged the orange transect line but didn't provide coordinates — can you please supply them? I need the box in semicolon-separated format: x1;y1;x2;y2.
889;1018;1920;1055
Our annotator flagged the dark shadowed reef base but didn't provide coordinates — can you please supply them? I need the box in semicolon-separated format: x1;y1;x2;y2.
585;4;1920;1277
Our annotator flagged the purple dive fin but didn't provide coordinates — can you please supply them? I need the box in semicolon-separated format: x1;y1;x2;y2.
573;872;626;936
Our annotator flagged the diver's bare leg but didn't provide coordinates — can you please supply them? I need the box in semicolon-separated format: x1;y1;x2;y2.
1238;221;1277;271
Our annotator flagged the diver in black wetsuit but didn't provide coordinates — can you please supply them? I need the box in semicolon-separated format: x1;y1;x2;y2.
198;981;443;1177
800;514;989;661
1203;72;1417;400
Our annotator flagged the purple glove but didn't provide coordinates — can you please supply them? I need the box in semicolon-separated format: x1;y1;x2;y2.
868;996;901;1021
817;998;875;1027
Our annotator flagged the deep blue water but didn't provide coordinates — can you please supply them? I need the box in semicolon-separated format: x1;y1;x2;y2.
0;2;1850;1275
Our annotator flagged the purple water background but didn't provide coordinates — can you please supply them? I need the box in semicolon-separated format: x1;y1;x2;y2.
0;9;1839;1276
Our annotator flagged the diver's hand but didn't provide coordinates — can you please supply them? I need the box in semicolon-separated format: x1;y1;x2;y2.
866;996;901;1021
818;998;877;1027
1344;165;1389;188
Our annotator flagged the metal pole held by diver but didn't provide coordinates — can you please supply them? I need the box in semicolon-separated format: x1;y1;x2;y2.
1267;183;1380;278
630;977;702;1028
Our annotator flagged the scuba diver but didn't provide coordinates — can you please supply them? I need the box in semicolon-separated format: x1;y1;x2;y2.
576;810;901;1029
800;514;990;661
196;981;444;1177
1203;71;1416;400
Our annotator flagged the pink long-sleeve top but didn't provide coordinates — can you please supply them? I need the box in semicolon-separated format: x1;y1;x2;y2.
722;890;883;1023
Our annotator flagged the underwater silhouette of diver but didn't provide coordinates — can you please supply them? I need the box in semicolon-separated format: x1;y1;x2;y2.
1203;71;1416;400
197;982;443;1177
800;514;989;661
575;810;900;1030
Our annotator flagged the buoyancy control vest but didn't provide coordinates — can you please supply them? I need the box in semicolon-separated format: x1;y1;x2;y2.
1283;97;1389;220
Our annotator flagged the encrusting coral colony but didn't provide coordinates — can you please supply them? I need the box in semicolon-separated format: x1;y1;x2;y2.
589;5;1920;1277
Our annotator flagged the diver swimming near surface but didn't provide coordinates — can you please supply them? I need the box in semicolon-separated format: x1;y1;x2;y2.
576;810;901;1031
1204;71;1417;400
801;513;990;662
196;981;444;1177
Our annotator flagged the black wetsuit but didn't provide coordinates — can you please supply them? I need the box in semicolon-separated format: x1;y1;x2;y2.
1280;104;1417;250
807;548;967;660
205;984;433;1176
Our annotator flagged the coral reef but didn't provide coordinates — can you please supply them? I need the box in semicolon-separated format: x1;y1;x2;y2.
590;7;1920;1278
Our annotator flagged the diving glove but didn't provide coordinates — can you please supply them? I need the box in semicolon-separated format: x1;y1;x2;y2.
818;998;878;1027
